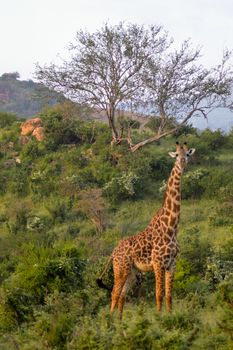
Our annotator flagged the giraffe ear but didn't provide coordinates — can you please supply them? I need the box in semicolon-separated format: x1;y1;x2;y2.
188;148;195;156
168;152;177;158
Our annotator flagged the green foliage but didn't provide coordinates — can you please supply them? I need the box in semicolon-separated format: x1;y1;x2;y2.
217;278;233;348
145;116;176;133
209;202;233;226
0;287;35;329
47;199;73;224
180;227;213;275
40;106;96;150
182;169;207;199
0;242;86;331
201;167;233;199
0;111;17;128
205;257;233;290
117;115;141;129
1;116;233;348
200;128;227;150
41;110;80;150
174;258;200;296
21;140;45;160
68;306;200;350
103;171;140;204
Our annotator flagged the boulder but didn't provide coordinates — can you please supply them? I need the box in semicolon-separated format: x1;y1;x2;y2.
21;118;42;136
32;126;44;141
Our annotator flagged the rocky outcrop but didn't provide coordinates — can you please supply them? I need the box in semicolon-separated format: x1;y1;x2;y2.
21;118;42;135
32;126;44;141
20;118;44;141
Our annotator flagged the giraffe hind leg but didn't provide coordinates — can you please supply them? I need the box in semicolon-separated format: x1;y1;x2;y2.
117;270;137;319
154;263;165;312
110;273;129;315
165;268;175;313
110;262;133;316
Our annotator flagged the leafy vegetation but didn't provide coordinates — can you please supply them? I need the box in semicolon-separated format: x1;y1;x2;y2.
0;104;233;349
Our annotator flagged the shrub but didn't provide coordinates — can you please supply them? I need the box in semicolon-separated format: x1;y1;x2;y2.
47;200;73;224
200;168;233;199
174;258;200;296
103;171;140;204
200;128;227;150
150;156;173;181
205;257;233;289
77;188;108;234
209;202;233;227
0;111;17;128
7;164;30;196
117;115;141;130
216;278;233;348
41;109;80;150
21;140;45;161
0;287;34;329
180;227;213;275
3;242;85;306
30;160;62;197
182;169;207;199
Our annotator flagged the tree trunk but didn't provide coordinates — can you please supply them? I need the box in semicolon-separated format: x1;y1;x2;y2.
107;105;119;144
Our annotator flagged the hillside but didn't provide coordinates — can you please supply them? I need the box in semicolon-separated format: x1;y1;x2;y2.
0;72;63;118
0;106;233;349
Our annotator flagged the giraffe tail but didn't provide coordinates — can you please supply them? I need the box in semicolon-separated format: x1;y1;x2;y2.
96;255;113;291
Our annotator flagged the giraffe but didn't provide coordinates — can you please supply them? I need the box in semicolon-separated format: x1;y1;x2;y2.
97;142;195;318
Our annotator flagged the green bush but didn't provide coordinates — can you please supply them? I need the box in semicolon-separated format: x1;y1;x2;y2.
174;258;200;296
21;140;45;161
41;110;80;150
0;111;17;128
3;242;85;306
200;129;227;150
209;203;233;227
47;200;73;224
68;306;200;350
7;164;30;196
182;169;207;199
103;171;140;204
205;257;233;289
200;168;233;199
180;227;213;275
216;278;233;349
0;287;34;329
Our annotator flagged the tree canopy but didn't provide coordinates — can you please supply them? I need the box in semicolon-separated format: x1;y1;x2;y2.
36;22;233;151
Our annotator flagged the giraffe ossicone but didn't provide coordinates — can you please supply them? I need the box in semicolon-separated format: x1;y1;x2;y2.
97;142;196;318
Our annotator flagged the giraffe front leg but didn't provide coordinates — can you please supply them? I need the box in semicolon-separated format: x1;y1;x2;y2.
165;265;175;313
154;263;165;312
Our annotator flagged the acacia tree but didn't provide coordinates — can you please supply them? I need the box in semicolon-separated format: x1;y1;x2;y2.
130;42;233;152
36;22;167;145
36;23;233;151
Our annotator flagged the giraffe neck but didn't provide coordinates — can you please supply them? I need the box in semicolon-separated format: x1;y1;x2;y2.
163;162;182;213
150;162;183;236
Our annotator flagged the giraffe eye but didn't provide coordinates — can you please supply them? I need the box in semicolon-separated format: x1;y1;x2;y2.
176;153;178;157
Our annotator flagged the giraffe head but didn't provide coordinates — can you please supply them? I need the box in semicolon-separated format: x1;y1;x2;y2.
169;142;195;170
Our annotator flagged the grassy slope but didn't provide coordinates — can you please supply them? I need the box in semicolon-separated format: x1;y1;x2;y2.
0;120;232;349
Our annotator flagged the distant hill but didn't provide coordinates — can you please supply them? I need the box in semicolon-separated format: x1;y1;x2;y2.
0;72;63;118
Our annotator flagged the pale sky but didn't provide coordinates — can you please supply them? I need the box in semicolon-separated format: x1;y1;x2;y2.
1;0;233;81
